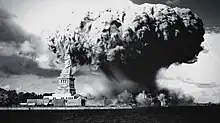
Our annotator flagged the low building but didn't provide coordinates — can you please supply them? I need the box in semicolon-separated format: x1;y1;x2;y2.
27;99;51;106
86;99;105;107
66;98;82;106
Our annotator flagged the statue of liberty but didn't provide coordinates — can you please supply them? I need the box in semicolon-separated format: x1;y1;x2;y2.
58;36;77;76
55;35;77;95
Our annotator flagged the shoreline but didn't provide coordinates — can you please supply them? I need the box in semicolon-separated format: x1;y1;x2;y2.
0;106;133;110
1;105;220;111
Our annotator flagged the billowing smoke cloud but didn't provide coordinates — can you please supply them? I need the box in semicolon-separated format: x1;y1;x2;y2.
131;0;220;27
156;30;220;103
48;3;204;92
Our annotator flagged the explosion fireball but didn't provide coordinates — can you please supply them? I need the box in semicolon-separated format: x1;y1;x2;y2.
47;3;205;92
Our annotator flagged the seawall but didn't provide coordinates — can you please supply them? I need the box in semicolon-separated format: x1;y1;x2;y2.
0;106;132;110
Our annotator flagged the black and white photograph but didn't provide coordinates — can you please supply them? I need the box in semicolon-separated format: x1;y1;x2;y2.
0;0;220;122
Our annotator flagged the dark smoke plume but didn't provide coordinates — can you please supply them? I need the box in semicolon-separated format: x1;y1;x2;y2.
48;3;204;92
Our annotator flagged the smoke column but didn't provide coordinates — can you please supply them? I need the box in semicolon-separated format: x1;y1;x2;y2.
47;3;205;93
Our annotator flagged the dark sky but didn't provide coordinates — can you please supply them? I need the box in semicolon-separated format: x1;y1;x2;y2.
131;0;220;27
0;5;60;78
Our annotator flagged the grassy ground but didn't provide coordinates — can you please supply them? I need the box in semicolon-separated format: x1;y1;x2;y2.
0;106;219;123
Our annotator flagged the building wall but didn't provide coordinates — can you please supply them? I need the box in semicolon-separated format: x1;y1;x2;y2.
52;99;65;107
65;98;81;106
27;99;50;106
26;97;106;107
86;99;105;107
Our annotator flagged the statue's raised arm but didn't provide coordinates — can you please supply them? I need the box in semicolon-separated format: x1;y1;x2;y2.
48;31;78;76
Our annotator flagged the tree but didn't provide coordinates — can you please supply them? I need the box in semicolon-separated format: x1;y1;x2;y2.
0;88;44;106
135;91;152;106
7;90;18;106
86;93;96;100
17;92;43;103
0;88;9;106
117;90;134;105
18;92;25;103
168;92;195;105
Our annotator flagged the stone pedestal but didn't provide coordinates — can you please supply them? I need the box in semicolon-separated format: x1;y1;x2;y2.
57;73;76;96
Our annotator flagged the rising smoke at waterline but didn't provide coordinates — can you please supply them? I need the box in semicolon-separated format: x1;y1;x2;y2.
47;3;205;92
